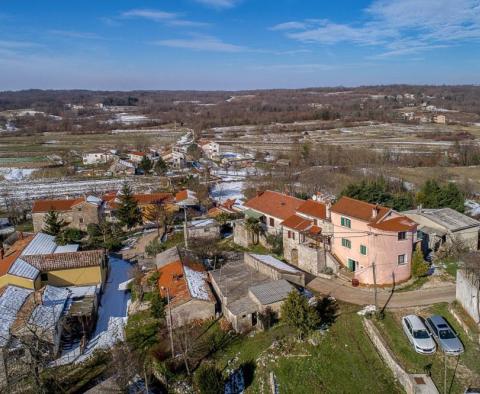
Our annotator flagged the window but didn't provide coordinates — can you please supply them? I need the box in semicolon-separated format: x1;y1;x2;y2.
313;219;318;226
398;231;406;240
40;273;48;282
398;254;406;265
292;232;295;240
341;238;351;248
416;230;423;240
79;218;84;224
340;217;351;228
269;217;274;227
288;230;292;239
360;245;367;255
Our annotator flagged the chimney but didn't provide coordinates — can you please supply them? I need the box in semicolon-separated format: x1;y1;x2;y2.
417;204;423;213
20;231;24;240
0;248;4;260
326;202;332;221
372;204;380;219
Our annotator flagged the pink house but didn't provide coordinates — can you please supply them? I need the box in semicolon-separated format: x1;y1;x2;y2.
331;197;417;285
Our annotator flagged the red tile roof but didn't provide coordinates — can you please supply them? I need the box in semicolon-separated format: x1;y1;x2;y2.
281;214;313;232
244;191;304;220
332;196;416;232
32;198;85;213
0;235;35;276
22;249;105;271
102;192;174;209
331;196;390;223
158;260;212;307
370;216;417;232
297;200;327;220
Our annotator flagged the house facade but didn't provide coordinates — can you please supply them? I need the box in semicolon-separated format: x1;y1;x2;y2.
82;152;114;166
331;197;417;285
199;140;220;159
32;196;103;232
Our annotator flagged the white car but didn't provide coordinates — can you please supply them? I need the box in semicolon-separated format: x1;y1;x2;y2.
402;315;436;354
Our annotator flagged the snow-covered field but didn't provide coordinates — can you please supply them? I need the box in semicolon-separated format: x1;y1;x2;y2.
0;167;37;181
0;176;163;208
109;113;149;124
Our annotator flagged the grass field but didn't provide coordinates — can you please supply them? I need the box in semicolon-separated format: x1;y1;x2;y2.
211;303;402;394
374;303;480;393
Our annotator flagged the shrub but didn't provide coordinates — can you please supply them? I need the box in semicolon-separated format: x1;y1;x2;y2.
412;245;429;277
194;362;224;394
145;238;166;257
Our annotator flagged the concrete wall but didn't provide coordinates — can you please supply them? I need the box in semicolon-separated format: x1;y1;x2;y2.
233;220;252;248
170;299;216;328
188;224;220;240
244;253;305;286
45;266;104;287
456;269;480;324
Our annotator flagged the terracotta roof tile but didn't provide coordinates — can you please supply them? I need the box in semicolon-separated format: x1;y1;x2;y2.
281;214;313;232
22;249;105;271
0;235;35;276
331;196;390;224
32;198;85;213
370;216;417;232
297;200;327;220
244;191;304;220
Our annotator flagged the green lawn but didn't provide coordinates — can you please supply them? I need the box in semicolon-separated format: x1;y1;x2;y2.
211;304;402;394
373;304;480;393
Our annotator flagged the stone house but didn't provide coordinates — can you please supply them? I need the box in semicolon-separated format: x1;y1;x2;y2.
199;140;220;159
82;152;115;166
331;197;417;285
281;199;335;275
32;196;103;232
209;255;298;333
402;207;480;253
155;247;215;327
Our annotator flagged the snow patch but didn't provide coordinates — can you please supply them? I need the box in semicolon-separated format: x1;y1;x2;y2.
0;167;37;181
184;266;210;301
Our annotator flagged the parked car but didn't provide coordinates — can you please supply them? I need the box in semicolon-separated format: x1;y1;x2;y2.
425;315;464;355
402;315;436;354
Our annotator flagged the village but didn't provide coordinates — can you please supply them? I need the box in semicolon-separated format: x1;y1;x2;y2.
0;113;479;394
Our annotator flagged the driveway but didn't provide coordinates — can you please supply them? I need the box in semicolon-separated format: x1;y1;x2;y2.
307;276;456;308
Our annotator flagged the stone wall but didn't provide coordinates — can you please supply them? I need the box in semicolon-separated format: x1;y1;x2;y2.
363;318;415;394
456;269;480;324
244;253;305;286
170;299;216;328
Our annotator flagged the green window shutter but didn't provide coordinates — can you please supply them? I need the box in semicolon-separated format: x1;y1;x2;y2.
342;238;351;248
360;245;367;255
341;217;345;226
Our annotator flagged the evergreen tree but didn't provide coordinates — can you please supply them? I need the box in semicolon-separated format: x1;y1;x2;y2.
116;183;142;229
412;244;429;277
139;155;153;173
43;210;66;235
417;179;464;212
154;157;168;175
281;290;320;338
194;363;224;394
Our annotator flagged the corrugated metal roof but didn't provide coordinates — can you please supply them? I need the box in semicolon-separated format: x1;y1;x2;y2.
249;279;293;305
8;258;40;279
54;244;79;253
0;286;33;346
21;233;57;256
29;285;70;329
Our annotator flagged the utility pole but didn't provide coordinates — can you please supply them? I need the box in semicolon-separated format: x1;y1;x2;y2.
444;353;447;394
372;261;378;312
183;207;188;250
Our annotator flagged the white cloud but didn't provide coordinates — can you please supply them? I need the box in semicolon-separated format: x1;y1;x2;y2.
154;35;245;52
270;22;307;31
194;0;239;9
273;0;480;56
121;9;208;27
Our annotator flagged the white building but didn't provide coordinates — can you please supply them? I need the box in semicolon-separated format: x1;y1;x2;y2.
82;152;115;166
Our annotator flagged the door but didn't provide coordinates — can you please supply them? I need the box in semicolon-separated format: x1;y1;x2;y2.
348;258;356;272
251;312;257;327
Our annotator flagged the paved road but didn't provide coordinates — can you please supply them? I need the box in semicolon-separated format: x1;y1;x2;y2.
307;276;456;309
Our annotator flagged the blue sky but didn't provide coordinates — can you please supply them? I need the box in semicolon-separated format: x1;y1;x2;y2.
1;0;480;90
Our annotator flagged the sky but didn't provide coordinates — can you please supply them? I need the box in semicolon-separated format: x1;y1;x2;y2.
1;0;480;90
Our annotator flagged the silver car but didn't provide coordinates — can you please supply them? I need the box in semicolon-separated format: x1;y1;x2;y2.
402;315;436;354
425;315;464;355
